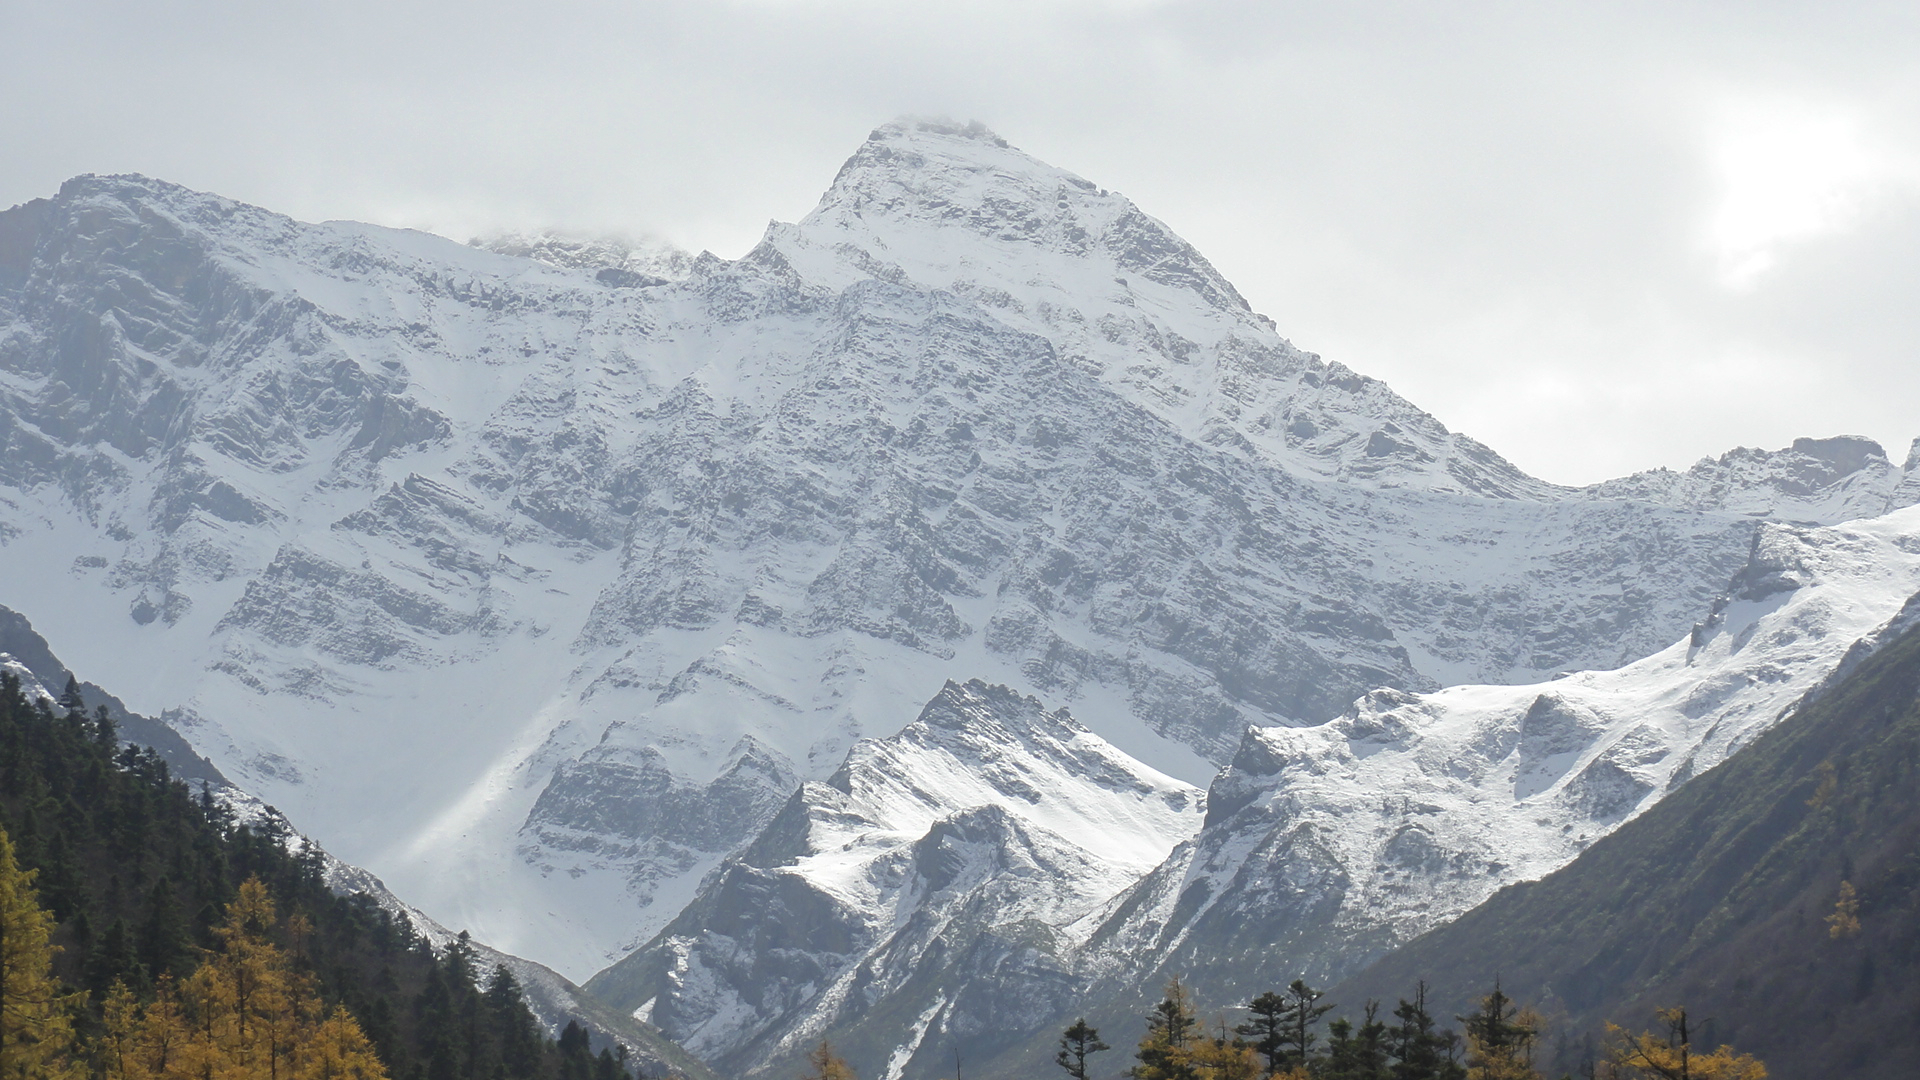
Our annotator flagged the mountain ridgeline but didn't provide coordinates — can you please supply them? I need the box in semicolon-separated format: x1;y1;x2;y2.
3;118;1920;1080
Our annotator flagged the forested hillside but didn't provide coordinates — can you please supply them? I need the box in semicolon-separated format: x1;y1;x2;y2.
0;666;712;1080
1331;603;1920;1078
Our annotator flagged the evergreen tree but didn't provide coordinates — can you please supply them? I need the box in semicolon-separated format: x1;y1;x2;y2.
84;917;141;1000
1133;977;1202;1080
1237;992;1289;1078
485;966;543;1080
55;679;83;720
1323;1002;1391;1080
1279;980;1334;1071
557;1022;595;1080
1389;984;1463;1080
1458;984;1539;1080
1057;1019;1110;1080
137;877;189;979
0;825;83;1080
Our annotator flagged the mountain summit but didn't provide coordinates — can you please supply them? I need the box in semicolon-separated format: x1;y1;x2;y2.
1;124;1916;1008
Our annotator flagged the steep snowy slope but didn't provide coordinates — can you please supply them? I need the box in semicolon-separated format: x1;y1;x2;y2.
767;121;1551;500
1044;505;1920;1052
584;680;1201;1078
578;503;1920;1080
1;119;1914;982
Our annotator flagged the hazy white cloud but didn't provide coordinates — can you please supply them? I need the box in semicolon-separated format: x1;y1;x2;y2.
1706;93;1915;287
3;0;1916;483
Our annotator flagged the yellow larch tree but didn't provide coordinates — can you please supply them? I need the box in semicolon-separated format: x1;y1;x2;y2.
0;825;83;1080
1600;1007;1766;1080
99;878;386;1080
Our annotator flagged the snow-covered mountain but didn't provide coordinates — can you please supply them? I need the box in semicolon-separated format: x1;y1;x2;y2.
582;505;1920;1080
1;114;1916;1009
1072;507;1920;1007
584;680;1200;1078
1589;435;1920;523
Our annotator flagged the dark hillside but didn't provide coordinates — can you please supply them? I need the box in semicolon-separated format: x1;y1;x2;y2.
0;662;715;1080
1331;605;1920;1078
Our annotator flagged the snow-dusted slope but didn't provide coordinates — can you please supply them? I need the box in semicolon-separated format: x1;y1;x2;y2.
1073;505;1920;1016
768;121;1553;500
1587;435;1920;523
583;680;1201;1077
1;119;1914;986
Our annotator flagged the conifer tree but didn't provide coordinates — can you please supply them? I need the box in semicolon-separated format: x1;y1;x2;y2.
1278;981;1334;1071
0;826;83;1080
99;878;390;1080
1057;1019;1110;1080
1236;992;1288;1078
138;878;189;979
1388;984;1463;1080
484;966;542;1080
84;918;141;1000
1189;1030;1263;1080
1323;1002;1390;1080
1458;984;1539;1080
1133;978;1202;1080
803;1040;856;1080
55;680;82;720
1599;1008;1767;1080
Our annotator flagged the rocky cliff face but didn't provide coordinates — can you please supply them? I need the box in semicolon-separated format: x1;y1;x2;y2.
1;119;1914;992
583;507;1920;1080
1071;509;1920;1011
584;680;1200;1079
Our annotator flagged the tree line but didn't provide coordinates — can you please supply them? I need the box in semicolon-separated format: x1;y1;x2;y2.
799;975;1771;1080
1055;976;1768;1080
0;669;638;1080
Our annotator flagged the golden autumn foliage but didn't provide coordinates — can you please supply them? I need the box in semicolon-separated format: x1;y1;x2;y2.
0;827;84;1080
1825;881;1861;939
1187;1037;1261;1080
96;878;387;1080
1461;990;1541;1080
803;1041;856;1080
1600;1008;1766;1080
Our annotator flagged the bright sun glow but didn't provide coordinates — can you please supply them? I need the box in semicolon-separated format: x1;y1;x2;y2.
1707;98;1892;288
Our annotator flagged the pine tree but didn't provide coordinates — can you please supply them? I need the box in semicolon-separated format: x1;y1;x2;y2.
138;878;189;979
1459;984;1539;1080
1599;1008;1767;1080
1389;984;1464;1080
84;917;141;1000
55;680;82;720
1278;980;1334;1071
1237;992;1289;1078
1057;1019;1110;1080
1133;977;1202;1080
0;825;83;1080
1323;1002;1391;1080
484;966;542;1080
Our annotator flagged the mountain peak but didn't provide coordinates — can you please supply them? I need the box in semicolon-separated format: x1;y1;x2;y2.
868;116;1013;149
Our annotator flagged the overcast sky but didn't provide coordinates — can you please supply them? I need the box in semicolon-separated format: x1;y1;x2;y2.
5;1;1917;485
